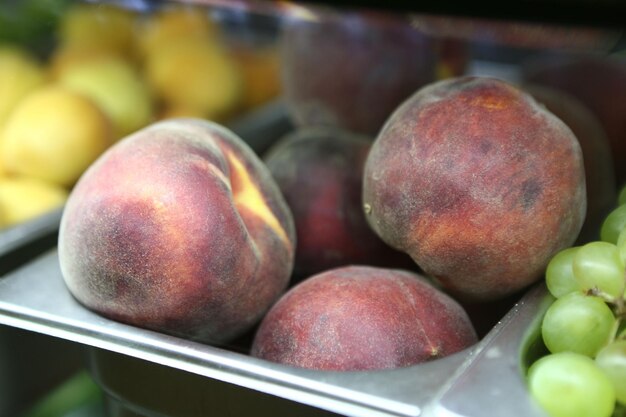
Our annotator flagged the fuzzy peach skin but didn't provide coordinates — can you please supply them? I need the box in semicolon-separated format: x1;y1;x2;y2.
58;118;295;344
251;266;477;371
524;84;616;243
362;77;586;302
263;127;415;280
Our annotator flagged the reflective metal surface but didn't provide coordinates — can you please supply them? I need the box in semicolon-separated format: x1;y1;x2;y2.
0;208;62;259
0;249;551;417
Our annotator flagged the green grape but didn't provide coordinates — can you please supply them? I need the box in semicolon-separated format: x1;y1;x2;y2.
617;228;626;268
546;246;581;298
528;352;616;417
572;241;625;299
541;292;615;357
601;204;626;244
596;340;626;405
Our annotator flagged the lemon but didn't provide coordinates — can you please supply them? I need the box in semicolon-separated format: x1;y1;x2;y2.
0;86;113;187
0;176;68;229
136;5;217;60
145;36;242;120
57;3;137;59
58;55;154;139
231;45;281;111
48;45;124;80
158;103;209;121
0;45;47;128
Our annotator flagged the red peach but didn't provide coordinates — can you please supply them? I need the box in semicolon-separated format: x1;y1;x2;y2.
58;118;295;344
363;77;586;301
263;127;415;280
524;84;616;243
281;12;436;136
251;266;477;371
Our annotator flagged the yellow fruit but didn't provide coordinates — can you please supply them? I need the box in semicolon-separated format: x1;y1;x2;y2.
145;36;242;120
58;55;154;139
231;45;281;110
0;86;113;187
58;3;137;59
48;45;124;80
0;45;47;128
136;6;217;59
0;176;68;228
158;103;210;121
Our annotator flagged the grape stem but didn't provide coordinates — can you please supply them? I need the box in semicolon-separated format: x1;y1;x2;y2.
606;273;626;343
615;273;626;318
587;288;618;306
588;278;625;344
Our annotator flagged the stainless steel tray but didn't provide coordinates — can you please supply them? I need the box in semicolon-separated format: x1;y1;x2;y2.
0;248;550;417
0;324;86;417
0;208;63;277
0;208;63;258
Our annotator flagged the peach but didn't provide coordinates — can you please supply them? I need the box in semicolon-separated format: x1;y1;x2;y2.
251;266;477;371
58;118;295;344
363;77;586;301
522;55;626;185
263;127;414;280
524;84;616;243
281;12;436;136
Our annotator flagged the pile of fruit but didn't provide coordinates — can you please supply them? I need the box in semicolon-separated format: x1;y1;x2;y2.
57;73;589;373
3;1;626;414
0;2;281;230
528;187;626;417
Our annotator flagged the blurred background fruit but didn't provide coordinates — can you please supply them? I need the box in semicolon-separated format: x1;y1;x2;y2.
280;11;436;136
145;35;243;122
230;45;281;112
0;176;68;228
0;86;113;188
56;55;155;139
49;43;122;79
0;45;47;129
0;1;283;231
134;5;218;61
56;3;137;61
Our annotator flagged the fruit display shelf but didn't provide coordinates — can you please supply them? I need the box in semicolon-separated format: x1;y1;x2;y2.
0;247;551;417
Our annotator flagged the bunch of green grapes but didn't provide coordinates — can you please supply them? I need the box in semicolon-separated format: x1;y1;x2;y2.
527;187;626;417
